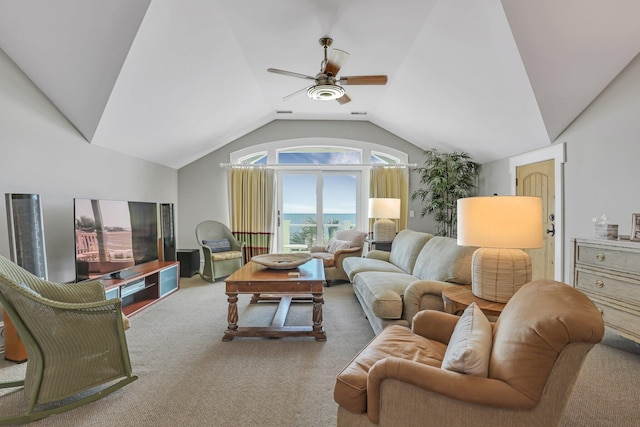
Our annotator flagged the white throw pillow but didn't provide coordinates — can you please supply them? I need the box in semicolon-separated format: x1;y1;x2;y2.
441;302;492;377
326;239;351;254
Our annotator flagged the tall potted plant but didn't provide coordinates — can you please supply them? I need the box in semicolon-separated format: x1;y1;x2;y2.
411;149;479;238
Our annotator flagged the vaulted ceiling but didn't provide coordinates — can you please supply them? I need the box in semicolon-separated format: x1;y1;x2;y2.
1;0;639;169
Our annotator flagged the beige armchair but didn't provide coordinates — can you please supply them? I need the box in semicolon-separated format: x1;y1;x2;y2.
309;230;367;283
334;279;604;427
196;220;245;282
0;255;137;424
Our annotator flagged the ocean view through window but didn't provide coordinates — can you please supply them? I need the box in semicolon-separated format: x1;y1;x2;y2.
230;141;408;252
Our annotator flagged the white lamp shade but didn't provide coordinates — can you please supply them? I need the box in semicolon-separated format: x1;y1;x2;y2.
368;198;401;219
457;196;543;249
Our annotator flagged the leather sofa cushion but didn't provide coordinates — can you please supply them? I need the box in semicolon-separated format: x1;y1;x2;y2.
353;272;416;319
334;324;446;415
412;236;477;284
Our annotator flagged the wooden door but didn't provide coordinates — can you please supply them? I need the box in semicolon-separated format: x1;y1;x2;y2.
516;159;555;280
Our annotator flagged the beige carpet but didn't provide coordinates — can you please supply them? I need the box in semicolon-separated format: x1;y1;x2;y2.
0;275;639;426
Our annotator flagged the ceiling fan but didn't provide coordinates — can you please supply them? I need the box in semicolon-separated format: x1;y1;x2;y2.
267;37;387;105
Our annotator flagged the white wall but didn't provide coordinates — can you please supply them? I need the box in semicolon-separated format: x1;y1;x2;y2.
0;49;178;282
480;52;640;283
177;120;440;251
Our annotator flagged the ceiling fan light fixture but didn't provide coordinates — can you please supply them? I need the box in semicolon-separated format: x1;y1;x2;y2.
307;84;345;101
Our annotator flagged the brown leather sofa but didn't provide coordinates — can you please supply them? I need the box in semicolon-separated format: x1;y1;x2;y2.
309;230;367;283
333;279;604;426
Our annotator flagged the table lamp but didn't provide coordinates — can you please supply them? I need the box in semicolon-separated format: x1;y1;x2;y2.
368;198;401;241
457;196;543;303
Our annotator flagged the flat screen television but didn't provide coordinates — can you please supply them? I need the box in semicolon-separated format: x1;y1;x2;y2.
74;198;158;281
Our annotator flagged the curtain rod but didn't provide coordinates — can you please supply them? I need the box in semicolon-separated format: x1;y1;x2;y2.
219;163;417;168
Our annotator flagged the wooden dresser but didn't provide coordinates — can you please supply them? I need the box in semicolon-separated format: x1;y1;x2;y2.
573;238;640;343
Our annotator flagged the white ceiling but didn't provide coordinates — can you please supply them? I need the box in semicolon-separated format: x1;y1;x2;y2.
1;0;639;169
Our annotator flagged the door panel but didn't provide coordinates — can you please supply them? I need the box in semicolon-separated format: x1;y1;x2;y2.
280;173;318;252
278;171;360;252
517;159;555;280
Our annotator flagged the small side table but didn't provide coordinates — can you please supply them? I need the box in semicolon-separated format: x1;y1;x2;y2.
442;285;506;318
365;239;393;252
177;249;200;278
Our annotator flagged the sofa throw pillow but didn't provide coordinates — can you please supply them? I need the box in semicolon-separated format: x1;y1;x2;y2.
441;302;492;377
326;239;351;254
203;239;232;253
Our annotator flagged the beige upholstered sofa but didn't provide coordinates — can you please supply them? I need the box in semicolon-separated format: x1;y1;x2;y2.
342;229;477;334
333;279;605;426
309;230;367;283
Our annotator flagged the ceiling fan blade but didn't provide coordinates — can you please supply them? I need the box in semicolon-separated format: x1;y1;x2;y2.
267;68;316;81
323;49;349;76
282;86;312;101
336;93;351;105
339;75;388;85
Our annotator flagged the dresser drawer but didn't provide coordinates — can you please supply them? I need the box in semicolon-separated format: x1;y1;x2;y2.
575;268;640;307
575;243;640;275
589;297;640;342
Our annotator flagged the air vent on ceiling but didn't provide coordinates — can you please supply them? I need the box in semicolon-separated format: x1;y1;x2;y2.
276;110;293;114
350;111;367;116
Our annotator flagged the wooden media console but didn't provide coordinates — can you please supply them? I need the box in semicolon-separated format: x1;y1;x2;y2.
102;260;180;316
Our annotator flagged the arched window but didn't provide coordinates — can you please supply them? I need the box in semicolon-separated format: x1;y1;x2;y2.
229;140;408;251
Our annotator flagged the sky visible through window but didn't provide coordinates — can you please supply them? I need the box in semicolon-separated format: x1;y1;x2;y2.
282;174;356;214
279;152;358;215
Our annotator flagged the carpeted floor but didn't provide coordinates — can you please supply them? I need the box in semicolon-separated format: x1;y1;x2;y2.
0;275;639;426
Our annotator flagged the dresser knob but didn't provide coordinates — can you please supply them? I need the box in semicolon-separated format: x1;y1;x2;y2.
596;253;605;261
596;280;605;288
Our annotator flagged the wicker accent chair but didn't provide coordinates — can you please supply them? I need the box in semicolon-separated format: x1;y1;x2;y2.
196;220;245;282
334;279;604;427
0;255;137;424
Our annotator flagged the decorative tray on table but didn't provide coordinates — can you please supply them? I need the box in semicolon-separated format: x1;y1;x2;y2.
251;253;312;269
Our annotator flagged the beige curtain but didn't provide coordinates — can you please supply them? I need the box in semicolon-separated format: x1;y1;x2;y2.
228;167;275;261
369;166;409;235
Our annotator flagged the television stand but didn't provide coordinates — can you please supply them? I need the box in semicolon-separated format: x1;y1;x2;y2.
101;260;179;316
109;269;141;280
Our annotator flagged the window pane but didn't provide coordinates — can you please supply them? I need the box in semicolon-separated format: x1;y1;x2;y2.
278;147;361;164
282;174;317;251
323;174;357;244
371;151;400;164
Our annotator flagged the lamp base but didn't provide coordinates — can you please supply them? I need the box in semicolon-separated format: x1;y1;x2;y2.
471;248;532;303
373;218;396;242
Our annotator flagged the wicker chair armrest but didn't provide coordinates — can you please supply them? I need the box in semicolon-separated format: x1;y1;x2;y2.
24;289;122;313
201;244;213;258
230;239;245;252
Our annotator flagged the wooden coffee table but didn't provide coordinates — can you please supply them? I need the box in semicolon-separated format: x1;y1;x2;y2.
223;258;326;341
442;285;506;318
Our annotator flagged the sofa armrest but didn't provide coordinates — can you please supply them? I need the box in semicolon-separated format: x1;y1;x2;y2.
332;247;363;278
403;280;461;325
333;246;361;257
366;357;536;424
365;250;390;262
411;310;458;343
